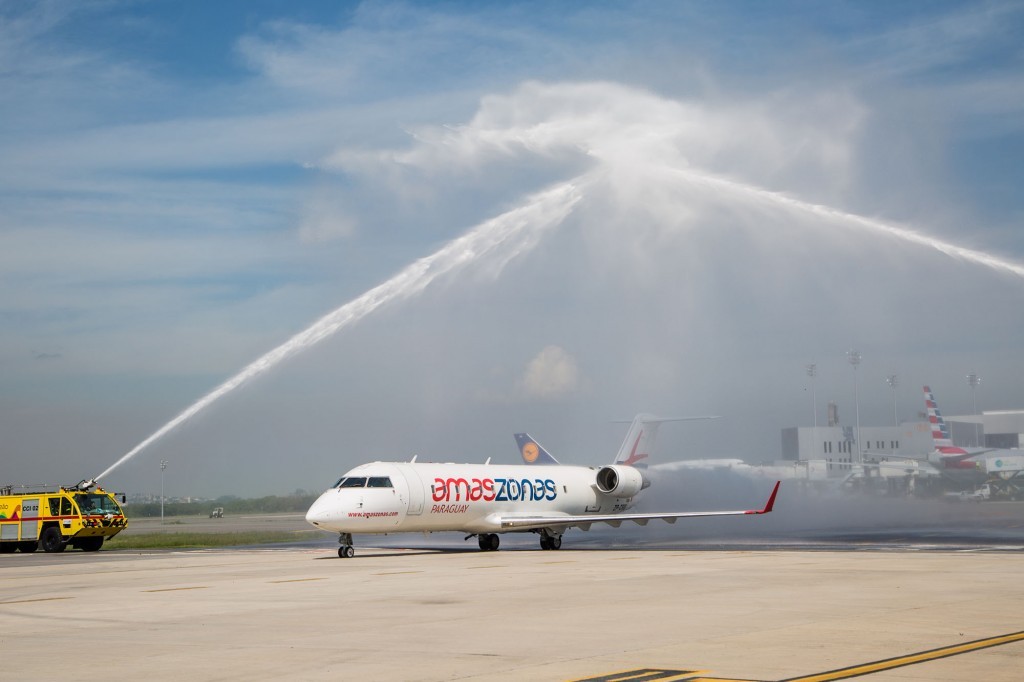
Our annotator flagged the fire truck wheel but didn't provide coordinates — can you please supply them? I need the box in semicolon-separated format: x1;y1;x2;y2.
0;543;16;554
77;537;103;552
18;541;38;553
40;527;67;553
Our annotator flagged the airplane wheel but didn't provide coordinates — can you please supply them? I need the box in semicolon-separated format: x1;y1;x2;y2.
540;537;551;550
550;536;561;550
478;534;499;551
338;545;355;558
488;534;500;551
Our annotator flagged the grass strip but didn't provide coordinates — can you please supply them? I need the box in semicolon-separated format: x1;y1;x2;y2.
106;530;323;549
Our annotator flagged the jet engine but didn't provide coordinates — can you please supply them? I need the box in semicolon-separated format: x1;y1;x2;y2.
595;465;648;498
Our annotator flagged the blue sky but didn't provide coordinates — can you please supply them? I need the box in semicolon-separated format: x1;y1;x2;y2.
3;0;1023;496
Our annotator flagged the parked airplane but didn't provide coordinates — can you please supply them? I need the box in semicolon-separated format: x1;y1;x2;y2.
922;385;993;468
862;386;993;475
305;415;780;557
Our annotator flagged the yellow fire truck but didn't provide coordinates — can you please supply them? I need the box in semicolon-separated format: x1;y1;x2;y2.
0;485;128;553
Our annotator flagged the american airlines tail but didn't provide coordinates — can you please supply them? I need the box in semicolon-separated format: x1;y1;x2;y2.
923;385;990;468
924;385;965;455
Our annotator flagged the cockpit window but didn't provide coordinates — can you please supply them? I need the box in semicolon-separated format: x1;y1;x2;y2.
337;477;368;488
367;477;393;488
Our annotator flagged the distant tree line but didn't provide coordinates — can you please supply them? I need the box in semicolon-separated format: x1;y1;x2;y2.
124;492;318;518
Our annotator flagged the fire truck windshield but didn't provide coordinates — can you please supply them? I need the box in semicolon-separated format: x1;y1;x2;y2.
74;493;121;516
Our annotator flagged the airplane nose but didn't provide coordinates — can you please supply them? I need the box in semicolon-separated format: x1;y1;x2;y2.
305;495;333;527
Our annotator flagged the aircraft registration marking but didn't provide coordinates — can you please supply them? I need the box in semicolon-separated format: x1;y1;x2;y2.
570;630;1024;682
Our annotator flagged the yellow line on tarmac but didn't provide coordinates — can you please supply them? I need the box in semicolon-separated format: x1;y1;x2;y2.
780;630;1024;682
0;596;74;605
269;577;327;583
142;586;210;593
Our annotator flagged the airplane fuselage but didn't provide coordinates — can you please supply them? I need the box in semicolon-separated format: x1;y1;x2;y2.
305;461;641;535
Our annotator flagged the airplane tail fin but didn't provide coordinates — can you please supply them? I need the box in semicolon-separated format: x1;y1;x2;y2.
613;414;718;467
515;433;561;465
923;385;969;455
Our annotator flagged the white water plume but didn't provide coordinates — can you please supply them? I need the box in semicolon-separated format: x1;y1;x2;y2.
94;178;584;483
669;166;1024;280
93;82;1024;488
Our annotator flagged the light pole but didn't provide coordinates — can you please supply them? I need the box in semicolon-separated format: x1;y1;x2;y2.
966;373;981;415
886;374;898;426
806;363;818;459
160;459;168;524
847;349;862;464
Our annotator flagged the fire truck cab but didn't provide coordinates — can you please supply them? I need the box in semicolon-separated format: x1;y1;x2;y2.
0;485;128;553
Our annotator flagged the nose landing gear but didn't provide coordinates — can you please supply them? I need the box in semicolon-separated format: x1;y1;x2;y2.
337;532;355;558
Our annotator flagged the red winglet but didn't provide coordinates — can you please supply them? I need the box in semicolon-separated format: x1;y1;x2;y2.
745;480;780;515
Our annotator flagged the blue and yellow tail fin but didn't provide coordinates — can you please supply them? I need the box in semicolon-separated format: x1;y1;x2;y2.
514;433;561;465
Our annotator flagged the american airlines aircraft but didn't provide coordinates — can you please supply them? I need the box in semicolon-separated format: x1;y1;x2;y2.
865;386;995;475
305;414;780;558
921;385;994;468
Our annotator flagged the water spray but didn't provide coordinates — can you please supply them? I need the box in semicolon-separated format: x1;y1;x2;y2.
91;179;584;485
669;166;1024;280
89;95;1024;488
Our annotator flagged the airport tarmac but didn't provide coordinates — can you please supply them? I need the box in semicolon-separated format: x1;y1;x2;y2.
3;542;1023;681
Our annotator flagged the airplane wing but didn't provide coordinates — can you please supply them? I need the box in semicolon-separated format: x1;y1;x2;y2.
494;481;779;531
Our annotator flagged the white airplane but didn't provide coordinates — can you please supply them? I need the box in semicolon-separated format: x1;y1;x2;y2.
305;414;780;557
864;386;995;474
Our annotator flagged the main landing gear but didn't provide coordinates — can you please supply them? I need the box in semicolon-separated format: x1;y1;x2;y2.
539;530;562;550
337;532;355;558
477;533;500;551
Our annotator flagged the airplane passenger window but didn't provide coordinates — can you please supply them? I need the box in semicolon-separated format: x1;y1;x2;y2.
338;477;368;488
367;477;393;488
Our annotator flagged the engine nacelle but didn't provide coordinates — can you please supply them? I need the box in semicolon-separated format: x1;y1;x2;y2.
594;465;647;498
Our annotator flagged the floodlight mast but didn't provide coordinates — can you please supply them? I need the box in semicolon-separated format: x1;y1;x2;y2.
847;349;862;464
806;363;818;461
966;373;981;415
160;459;168;524
886;374;898;426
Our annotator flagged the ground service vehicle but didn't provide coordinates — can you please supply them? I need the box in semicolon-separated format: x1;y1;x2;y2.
0;485;128;553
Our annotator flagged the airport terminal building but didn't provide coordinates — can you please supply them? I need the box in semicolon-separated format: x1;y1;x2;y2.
781;408;1024;474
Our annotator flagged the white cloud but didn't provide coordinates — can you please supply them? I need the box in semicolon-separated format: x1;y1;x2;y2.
519;345;580;400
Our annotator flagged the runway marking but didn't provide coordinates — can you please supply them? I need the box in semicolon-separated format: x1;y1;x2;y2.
573;631;1024;682
269;577;327;583
468;565;502;569
373;571;422;576
542;560;576;565
142;586;210;593
0;596;74;605
777;630;1024;682
570;668;702;681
